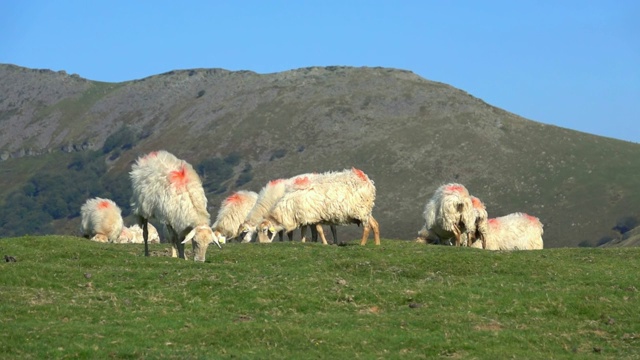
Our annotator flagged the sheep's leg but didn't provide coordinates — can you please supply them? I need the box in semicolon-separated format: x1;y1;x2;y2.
165;225;178;258
315;224;328;245
370;216;381;246
141;218;149;257
360;222;371;246
360;216;380;246
311;225;318;242
300;225;309;243
287;230;293;241
278;230;284;242
453;226;462;247
330;225;338;245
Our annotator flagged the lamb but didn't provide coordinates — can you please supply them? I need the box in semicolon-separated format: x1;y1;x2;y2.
257;168;380;246
211;190;259;244
117;223;161;244
80;197;124;243
470;212;544;250
130;150;221;262
417;183;476;246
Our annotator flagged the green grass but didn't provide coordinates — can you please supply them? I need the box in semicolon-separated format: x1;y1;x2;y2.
1;237;639;359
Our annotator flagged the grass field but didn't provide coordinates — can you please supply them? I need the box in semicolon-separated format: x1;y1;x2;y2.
1;236;639;359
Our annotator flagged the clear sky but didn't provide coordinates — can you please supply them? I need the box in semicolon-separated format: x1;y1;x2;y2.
1;1;638;143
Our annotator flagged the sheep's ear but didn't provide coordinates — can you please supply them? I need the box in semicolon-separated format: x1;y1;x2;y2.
182;227;198;244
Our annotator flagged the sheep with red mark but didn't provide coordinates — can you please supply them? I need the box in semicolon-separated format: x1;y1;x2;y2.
211;190;259;244
130;150;220;262
470;213;544;250
257;168;380;246
80;197;124;243
238;174;332;244
462;196;489;248
417;183;476;246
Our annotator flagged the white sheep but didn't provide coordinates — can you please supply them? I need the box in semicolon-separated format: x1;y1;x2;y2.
130;150;221;262
80;197;124;243
237;174;332;244
417;183;475;246
211;190;259;244
462;196;489;248
470;212;544;250
257;168;380;246
117;223;161;244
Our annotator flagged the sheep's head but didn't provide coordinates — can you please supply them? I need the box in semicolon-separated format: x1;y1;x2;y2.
257;221;278;243
182;225;221;262
238;223;256;243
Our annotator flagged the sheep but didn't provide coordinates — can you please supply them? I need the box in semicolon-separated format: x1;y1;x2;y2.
462;196;488;248
80;197;124;243
211;190;259;244
130;150;221;262
237;174;335;244
470;212;544;250
117;223;161;244
257;168;380;246
417;183;475;246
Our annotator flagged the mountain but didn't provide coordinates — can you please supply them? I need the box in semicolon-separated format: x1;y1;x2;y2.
1;63;639;247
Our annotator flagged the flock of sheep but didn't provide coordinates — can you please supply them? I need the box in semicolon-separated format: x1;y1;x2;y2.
416;183;544;250
80;150;543;261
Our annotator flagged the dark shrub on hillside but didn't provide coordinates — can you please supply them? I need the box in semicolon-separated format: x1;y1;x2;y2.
103;126;136;154
270;149;287;161
612;216;639;234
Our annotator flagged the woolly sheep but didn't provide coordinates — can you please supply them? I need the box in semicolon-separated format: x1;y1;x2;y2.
117;223;160;244
417;183;475;246
80;197;124;243
257;168;380;246
211;190;259;244
462;196;488;248
470;212;544;250
130;150;221;262
238;174;334;244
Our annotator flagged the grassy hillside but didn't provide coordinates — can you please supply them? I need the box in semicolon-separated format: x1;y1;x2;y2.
1;64;640;247
1;236;639;358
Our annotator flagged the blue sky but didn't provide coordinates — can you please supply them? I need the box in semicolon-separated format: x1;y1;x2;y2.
2;1;638;143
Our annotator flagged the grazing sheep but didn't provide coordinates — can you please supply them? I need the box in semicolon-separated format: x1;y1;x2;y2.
238;178;288;243
417;183;475;246
238;174;334;244
80;197;124;243
117;223;161;244
470;213;544;250
211;190;259;244
463;196;489;248
130;150;221;262
257;168;380;246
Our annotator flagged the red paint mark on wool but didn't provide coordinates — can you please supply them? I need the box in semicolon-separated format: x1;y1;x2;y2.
224;193;243;205
97;200;111;209
268;178;284;186
169;164;189;188
488;218;499;228
471;197;483;209
294;176;311;187
445;184;465;192
352;168;368;182
523;214;539;223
